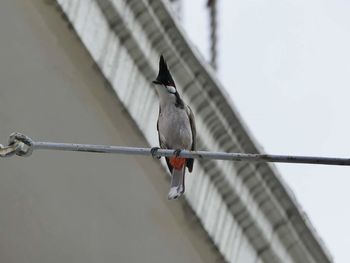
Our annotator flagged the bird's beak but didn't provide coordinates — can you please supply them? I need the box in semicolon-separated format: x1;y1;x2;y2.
152;80;161;85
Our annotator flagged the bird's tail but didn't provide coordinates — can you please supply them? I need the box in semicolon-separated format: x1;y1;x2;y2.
168;158;186;200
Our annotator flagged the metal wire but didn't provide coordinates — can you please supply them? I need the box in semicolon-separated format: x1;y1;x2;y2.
1;132;350;166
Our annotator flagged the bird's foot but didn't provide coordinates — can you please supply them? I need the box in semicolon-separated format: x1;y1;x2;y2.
174;149;182;157
150;147;161;159
168;187;183;200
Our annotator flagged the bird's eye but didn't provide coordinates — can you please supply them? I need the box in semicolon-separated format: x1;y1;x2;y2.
166;86;176;94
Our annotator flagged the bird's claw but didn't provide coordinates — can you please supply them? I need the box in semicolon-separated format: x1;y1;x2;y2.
150;147;161;159
174;149;182;157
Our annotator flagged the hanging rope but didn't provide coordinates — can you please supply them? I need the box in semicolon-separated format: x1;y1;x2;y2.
1;132;350;166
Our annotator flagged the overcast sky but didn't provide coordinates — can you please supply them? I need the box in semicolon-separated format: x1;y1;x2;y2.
183;0;350;262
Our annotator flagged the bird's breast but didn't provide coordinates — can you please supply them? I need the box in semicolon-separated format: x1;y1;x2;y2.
158;105;192;150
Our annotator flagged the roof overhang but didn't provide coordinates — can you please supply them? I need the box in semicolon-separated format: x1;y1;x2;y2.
55;0;332;262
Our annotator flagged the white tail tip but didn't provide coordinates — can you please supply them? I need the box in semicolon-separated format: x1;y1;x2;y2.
167;186;184;200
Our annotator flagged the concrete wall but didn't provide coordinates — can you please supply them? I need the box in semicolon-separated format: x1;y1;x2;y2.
0;1;220;262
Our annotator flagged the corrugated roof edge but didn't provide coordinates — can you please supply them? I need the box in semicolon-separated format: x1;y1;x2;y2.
150;0;333;261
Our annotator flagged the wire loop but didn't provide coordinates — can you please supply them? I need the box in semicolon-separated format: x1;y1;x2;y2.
0;132;35;157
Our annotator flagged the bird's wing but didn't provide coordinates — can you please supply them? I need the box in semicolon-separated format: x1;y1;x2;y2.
186;105;196;172
157;109;173;173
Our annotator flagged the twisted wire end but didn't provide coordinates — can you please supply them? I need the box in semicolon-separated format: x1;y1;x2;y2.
0;132;34;158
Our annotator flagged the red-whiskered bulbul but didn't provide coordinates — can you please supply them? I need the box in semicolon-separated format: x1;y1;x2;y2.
151;55;196;200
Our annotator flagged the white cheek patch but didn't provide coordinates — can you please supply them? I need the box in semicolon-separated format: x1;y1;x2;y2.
166;85;176;94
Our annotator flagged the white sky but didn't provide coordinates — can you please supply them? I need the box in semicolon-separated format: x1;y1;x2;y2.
183;0;350;262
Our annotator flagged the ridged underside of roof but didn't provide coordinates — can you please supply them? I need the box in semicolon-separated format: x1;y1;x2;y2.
55;0;332;262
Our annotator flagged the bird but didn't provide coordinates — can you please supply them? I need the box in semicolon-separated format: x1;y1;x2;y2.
151;55;196;200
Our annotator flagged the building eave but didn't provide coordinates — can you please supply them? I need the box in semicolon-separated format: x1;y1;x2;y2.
56;0;332;262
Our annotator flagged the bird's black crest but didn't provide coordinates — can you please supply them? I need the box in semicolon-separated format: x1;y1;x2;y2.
153;55;176;87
